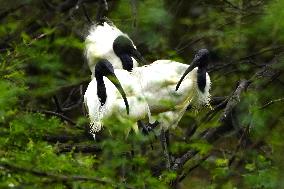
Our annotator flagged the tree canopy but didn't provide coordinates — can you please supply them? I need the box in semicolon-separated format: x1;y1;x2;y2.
0;0;284;188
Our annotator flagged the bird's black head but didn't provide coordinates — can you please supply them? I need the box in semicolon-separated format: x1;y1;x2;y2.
113;35;135;55
176;49;210;91
113;35;145;71
192;49;209;68
94;59;130;114
95;59;114;79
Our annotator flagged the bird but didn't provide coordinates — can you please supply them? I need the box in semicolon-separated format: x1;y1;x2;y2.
84;49;211;138
136;49;211;131
85;20;145;77
84;59;152;137
141;49;211;169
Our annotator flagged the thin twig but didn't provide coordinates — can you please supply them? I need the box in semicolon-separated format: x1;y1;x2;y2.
81;3;94;24
53;96;63;113
209;46;284;73
221;0;240;10
175;154;210;185
96;0;108;22
228;125;250;167
0;4;26;20
131;0;137;28
259;97;284;110
31;110;76;125
57;143;101;153
160;129;171;170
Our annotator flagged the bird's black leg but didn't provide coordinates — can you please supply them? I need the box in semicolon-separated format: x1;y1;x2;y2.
138;120;159;150
138;120;159;135
137;120;153;150
160;128;171;170
137;120;148;134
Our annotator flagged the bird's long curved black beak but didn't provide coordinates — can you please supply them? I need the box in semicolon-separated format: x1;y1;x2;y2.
131;49;148;65
106;74;130;114
175;57;199;91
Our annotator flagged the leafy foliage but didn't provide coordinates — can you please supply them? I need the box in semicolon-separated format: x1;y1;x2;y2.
0;0;284;188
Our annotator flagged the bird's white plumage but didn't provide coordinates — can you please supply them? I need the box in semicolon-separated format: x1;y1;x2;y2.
134;60;211;130
134;60;211;112
84;60;211;134
84;70;151;134
85;22;139;74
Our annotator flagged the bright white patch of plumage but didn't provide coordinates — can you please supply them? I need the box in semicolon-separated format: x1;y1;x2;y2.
85;22;138;75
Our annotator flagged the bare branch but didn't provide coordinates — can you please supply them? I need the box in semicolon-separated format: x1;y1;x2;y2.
160;129;171;170
209;46;284;73
53;96;63;113
0;4;26;20
131;0;138;28
228;125;250;167
259;97;284;110
57;143;101;153
0;161;134;189
220;80;251;123
220;0;240;10
44;134;89;143
31;110;76;125
96;0;108;22
171;80;250;172
81;3;94;24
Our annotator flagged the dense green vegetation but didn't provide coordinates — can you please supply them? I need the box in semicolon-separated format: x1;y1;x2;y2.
0;0;283;188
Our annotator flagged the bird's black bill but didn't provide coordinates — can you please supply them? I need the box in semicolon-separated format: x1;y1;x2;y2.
131;49;148;65
175;59;198;91
106;74;130;115
176;49;210;91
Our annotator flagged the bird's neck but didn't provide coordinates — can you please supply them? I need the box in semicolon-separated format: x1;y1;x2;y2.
197;66;207;93
96;76;107;106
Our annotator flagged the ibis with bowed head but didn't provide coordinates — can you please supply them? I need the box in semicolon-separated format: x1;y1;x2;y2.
84;49;211;136
85;20;145;76
84;59;151;136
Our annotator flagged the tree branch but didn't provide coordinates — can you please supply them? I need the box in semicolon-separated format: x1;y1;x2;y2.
0;4;26;20
57;143;101;153
259;97;284;110
31;110;76;125
0;161;133;189
171;80;250;172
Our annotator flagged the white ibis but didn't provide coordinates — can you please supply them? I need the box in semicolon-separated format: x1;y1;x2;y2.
84;49;211;138
134;55;211;145
84;59;151;137
138;49;211;169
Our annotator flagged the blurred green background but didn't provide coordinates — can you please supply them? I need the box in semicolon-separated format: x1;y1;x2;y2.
0;0;283;188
